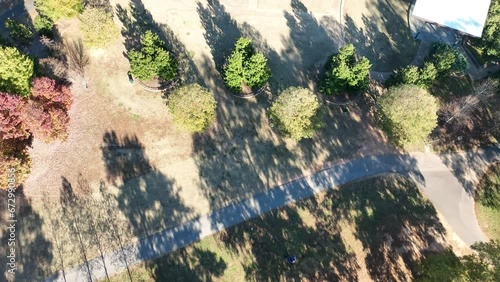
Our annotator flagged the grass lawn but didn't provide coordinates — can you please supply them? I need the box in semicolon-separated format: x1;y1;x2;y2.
106;175;448;282
475;162;500;241
476;204;500;241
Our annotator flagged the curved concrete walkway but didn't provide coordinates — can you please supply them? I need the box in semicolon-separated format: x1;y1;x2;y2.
45;148;500;282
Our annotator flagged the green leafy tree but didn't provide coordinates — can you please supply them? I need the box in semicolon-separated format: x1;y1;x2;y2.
35;0;83;21
415;249;465;281
129;30;177;81
34;15;55;38
79;7;119;48
481;0;500;56
0;46;34;96
167;84;216;132
429;43;468;76
4;18;33;45
224;37;271;93
320;44;371;95
268;87;323;141
378;84;438;146
390;62;437;88
419;62;439;86
477;163;500;209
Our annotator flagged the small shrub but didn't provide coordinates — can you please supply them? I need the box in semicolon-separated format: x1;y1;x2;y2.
320;44;371;95
429;43;467;76
378;84;438;146
4;18;33;45
477;163;500;209
0;92;29;140
418;62;438;87
0;46;35;96
33;15;54;38
35;0;84;21
389;62;437;88
0;145;32;190
167;84;216;133
224;37;270;93
268;87;323;141
129;30;177;81
79;7;119;48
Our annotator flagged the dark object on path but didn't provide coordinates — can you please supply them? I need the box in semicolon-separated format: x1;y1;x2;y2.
287;256;297;264
128;71;134;84
342;107;350;114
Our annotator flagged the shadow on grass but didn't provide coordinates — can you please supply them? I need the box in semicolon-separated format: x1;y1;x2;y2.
343;0;418;72
217;174;446;281
282;0;341;86
0;186;53;282
116;0;201;83
193;0;369;215
101;130;193;238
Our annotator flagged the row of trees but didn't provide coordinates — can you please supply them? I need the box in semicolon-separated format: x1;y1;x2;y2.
0;44;73;189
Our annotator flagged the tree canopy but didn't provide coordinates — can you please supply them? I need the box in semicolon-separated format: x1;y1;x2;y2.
268;87;323;141
129;30;178;81
79;7;119;48
224;37;271;94
481;0;500;57
167;84;217;133
415;241;500;281
320;44;371;95
0;46;34;96
378;84;438;146
35;0;83;21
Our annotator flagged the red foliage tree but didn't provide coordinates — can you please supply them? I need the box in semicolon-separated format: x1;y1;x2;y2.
0;92;30;140
31;77;72;110
23;77;73;142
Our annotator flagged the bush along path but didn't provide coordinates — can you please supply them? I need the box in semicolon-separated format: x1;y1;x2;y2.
45;148;500;282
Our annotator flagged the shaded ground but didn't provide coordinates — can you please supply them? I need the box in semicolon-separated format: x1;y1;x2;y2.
344;0;419;72
105;175;451;282
430;75;500;152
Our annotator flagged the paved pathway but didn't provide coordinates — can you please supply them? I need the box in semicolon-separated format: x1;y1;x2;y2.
45;148;500;282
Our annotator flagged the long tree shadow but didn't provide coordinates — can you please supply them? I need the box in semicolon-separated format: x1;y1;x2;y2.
317;175;447;281
0;186;53;281
343;0;419;72
197;0;243;74
219;198;359;280
116;0;200;83
283;0;341;86
101;130;194;238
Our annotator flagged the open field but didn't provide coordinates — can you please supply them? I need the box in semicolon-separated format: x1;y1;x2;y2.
105;175;453;282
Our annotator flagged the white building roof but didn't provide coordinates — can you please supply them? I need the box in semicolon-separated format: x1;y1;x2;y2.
412;0;492;37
